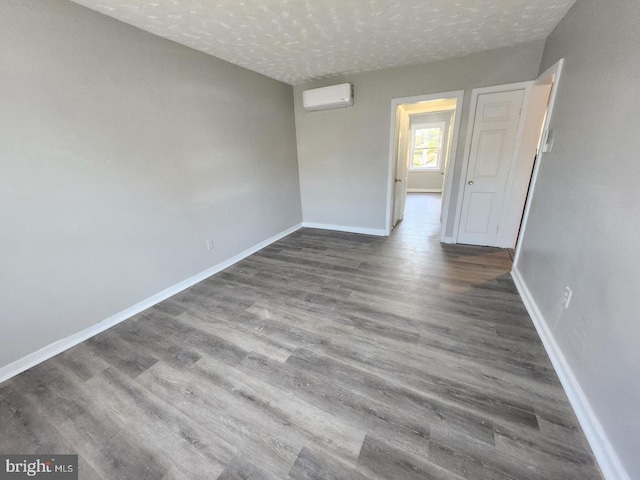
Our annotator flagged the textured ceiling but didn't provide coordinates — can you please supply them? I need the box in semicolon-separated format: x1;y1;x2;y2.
70;0;576;85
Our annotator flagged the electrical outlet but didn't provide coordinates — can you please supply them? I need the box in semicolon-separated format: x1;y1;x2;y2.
206;240;214;251
562;286;572;309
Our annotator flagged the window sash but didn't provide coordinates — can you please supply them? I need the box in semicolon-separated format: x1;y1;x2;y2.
409;122;445;170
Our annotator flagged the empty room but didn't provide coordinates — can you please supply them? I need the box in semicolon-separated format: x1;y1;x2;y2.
1;0;638;479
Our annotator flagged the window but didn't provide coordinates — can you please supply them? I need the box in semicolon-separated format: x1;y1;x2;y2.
409;122;445;170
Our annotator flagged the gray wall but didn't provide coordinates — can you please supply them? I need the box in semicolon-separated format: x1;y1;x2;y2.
0;0;302;368
294;41;545;233
407;112;452;191
516;0;640;477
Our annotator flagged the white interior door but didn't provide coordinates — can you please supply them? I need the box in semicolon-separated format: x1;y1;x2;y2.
457;88;525;246
499;82;553;248
392;108;410;227
513;59;564;264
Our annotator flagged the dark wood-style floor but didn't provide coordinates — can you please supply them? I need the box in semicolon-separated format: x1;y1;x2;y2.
0;193;602;479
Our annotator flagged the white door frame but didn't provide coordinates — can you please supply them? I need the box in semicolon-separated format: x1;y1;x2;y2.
452;81;533;244
513;59;565;266
385;90;465;239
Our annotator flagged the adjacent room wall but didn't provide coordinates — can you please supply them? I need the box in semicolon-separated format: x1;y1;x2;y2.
293;41;544;234
515;0;639;477
0;0;302;369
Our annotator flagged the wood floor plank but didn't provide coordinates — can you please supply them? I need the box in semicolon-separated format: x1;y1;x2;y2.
287;446;374;480
0;194;602;479
10;364;171;479
358;434;465;480
282;349;496;446
135;361;301;478
196;355;367;459
235;351;433;460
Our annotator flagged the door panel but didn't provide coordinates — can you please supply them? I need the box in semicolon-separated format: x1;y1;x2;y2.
475;130;507;177
458;89;525;246
466;193;496;233
482;101;512;121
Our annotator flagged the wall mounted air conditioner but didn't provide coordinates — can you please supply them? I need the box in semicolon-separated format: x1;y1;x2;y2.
302;83;354;111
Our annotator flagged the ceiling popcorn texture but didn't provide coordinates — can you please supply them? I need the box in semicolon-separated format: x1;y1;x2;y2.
70;0;576;84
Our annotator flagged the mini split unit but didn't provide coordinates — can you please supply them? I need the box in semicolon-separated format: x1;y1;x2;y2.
302;83;354;111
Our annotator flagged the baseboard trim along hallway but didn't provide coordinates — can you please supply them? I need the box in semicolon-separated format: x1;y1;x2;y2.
511;266;630;480
0;223;303;385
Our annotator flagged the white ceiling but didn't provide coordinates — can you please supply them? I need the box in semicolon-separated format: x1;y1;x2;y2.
70;0;576;85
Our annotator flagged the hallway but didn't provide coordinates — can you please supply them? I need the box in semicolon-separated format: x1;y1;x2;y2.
392;192;445;242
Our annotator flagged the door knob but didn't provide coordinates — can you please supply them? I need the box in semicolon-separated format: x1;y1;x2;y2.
467;180;474;185
395;178;402;183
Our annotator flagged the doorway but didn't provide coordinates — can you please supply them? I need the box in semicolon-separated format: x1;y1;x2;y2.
386;91;464;240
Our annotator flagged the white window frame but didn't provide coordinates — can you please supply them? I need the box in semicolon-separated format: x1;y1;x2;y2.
408;121;446;171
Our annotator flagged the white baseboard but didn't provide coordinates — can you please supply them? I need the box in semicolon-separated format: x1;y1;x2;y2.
0;223;303;385
442;236;456;244
406;188;442;193
302;222;387;237
511;266;630;480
